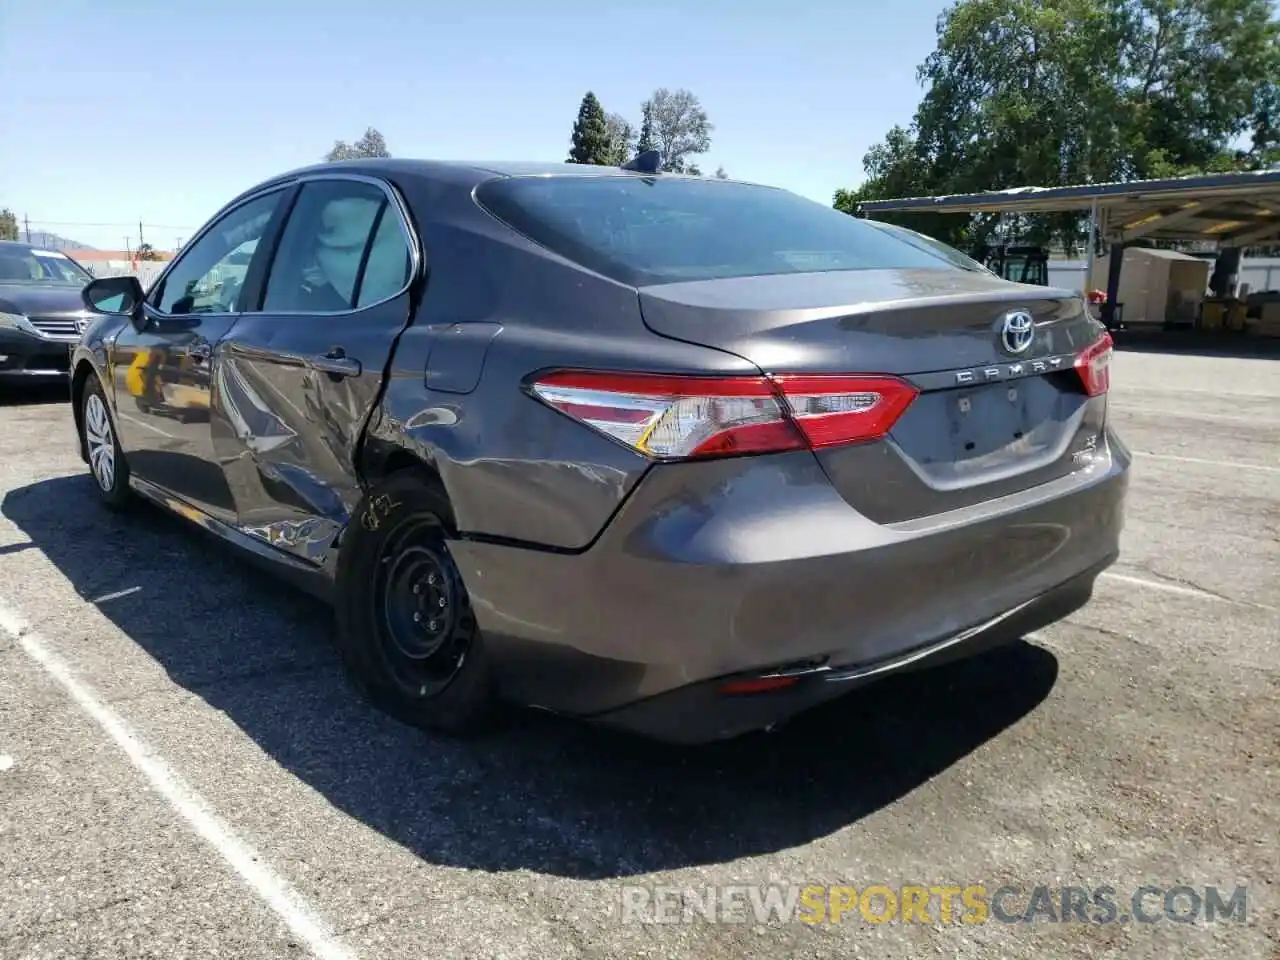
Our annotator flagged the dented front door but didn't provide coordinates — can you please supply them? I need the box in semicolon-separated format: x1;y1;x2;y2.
210;175;419;564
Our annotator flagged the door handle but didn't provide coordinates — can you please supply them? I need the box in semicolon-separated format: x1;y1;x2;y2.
312;347;362;378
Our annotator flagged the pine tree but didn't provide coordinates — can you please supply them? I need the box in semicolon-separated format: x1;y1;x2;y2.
567;92;611;165
636;102;657;158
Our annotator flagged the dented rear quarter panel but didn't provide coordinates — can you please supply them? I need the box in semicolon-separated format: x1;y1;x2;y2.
366;174;761;550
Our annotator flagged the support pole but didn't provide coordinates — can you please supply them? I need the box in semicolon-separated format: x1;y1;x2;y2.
1102;240;1125;330
1083;198;1098;298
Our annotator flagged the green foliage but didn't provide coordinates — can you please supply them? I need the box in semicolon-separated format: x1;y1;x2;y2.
842;0;1280;250
568;92;612;165
604;112;637;166
636;103;657;156
325;128;391;161
715;166;728;179
136;242;161;261
642;88;713;172
0;208;17;242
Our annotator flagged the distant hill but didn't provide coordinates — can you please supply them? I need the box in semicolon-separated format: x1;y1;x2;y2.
23;230;96;251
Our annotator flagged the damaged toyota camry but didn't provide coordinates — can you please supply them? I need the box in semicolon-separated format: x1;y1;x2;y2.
70;156;1129;744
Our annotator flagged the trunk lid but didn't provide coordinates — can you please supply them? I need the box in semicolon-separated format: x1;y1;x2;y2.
637;268;1097;374
638;268;1110;522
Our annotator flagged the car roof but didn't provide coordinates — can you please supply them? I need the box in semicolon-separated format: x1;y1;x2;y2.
260;157;701;188
231;158;761;206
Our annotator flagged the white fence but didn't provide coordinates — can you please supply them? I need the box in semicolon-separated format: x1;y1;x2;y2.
1048;256;1280;295
83;260;169;290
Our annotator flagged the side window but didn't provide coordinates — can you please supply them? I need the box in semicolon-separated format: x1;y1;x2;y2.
356;206;412;308
153;191;282;315
262;180;412;313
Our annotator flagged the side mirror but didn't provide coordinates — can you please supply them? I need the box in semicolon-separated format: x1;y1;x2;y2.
83;275;145;316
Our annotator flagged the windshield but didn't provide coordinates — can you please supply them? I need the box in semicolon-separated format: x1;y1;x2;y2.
475;176;955;286
863;220;992;274
0;246;93;285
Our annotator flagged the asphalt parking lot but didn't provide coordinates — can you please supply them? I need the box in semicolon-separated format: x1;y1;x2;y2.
1;345;1276;960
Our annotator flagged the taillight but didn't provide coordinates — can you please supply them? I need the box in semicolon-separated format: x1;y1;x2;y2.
1075;331;1113;397
529;370;918;460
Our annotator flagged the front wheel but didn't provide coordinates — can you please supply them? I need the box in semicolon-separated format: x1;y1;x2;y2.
334;472;495;735
82;373;131;508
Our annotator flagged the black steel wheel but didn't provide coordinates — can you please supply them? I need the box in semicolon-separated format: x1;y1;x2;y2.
335;471;494;735
373;515;476;698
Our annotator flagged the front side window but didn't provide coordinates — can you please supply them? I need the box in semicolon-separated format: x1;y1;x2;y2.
475;175;955;287
0;246;93;285
263;180;412;313
154;191;283;315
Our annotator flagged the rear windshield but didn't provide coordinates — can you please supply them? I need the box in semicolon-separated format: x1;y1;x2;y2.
864;220;992;274
475;176;957;286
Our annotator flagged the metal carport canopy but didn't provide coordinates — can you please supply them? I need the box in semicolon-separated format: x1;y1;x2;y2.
855;169;1280;246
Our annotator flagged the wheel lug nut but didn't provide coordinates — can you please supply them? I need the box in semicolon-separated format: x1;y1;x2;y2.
413;584;420;595
413;613;421;623
428;621;438;631
427;574;437;585
438;597;446;607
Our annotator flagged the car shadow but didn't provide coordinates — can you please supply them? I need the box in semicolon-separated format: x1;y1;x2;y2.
3;474;1059;880
0;382;70;406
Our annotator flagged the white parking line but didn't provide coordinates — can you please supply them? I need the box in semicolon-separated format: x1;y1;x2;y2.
1135;452;1280;474
0;601;358;960
1098;571;1227;602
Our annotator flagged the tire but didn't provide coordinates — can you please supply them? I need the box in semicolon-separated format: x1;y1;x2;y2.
81;373;132;509
334;471;495;735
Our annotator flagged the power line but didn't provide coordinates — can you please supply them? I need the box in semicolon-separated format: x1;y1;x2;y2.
23;219;200;231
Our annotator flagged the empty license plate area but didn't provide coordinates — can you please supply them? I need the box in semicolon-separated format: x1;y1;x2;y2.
950;380;1045;461
891;375;1077;482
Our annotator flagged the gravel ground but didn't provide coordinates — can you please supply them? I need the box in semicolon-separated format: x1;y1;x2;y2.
0;345;1276;960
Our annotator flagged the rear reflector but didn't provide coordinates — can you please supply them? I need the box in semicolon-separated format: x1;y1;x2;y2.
717;675;801;695
1075;331;1113;397
529;371;918;460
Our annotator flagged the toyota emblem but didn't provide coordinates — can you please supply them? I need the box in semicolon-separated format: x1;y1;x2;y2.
1000;310;1034;354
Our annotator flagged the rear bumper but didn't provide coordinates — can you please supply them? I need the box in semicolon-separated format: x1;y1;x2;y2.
449;429;1129;740
593;555;1108;743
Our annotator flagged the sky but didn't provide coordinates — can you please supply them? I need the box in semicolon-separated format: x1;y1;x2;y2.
1;0;945;251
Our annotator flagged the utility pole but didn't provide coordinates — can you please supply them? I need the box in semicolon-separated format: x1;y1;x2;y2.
23;214;30;242
124;237;132;262
139;220;145;250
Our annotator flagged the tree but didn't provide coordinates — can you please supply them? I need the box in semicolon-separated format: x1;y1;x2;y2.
135;242;161;261
325;127;391;161
636;102;657;156
641;88;713;173
714;166;728;179
0;209;17;242
568;92;612;165
604;112;637;166
841;0;1280;250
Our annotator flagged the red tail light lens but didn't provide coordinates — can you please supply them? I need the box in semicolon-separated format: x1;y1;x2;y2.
1075;331;1113;397
529;370;918;460
772;375;919;449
